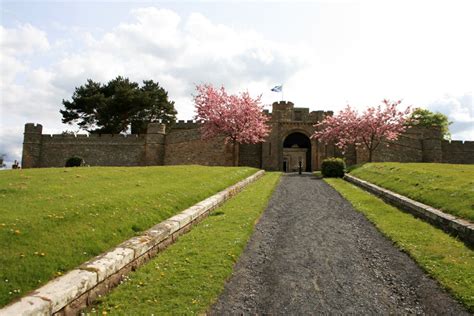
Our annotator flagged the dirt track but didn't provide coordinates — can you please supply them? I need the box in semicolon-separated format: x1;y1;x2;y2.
211;174;468;315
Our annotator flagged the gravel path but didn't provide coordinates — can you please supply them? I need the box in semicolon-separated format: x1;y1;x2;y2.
211;174;468;315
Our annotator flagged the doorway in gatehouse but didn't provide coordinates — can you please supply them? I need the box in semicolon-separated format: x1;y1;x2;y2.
283;132;311;172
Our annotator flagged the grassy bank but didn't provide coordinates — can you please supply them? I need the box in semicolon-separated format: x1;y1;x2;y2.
0;165;257;307
325;178;474;311
88;172;281;314
349;163;474;221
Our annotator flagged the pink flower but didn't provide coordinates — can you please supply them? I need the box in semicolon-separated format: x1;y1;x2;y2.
194;84;271;165
312;100;411;162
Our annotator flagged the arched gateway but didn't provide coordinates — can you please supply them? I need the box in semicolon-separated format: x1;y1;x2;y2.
21;100;460;170
282;132;311;172
23;100;345;170
258;101;335;172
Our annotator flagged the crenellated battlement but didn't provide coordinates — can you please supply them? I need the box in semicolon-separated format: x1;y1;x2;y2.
269;101;332;123
42;133;145;140
147;122;166;134
21;99;473;169
443;139;474;149
309;110;333;121
441;139;474;163
171;120;200;129
272;101;294;111
24;123;43;134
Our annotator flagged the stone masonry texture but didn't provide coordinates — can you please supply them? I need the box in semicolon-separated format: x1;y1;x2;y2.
22;102;474;169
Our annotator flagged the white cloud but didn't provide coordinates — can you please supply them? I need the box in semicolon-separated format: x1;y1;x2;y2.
0;23;50;85
0;24;50;56
427;93;473;140
0;7;306;164
45;7;305;117
0;54;27;83
0;23;59;165
1;3;473;166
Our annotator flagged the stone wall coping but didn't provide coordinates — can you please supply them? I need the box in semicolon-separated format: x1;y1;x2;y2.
0;169;265;316
344;174;474;247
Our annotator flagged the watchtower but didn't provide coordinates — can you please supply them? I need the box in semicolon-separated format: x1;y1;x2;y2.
22;123;43;168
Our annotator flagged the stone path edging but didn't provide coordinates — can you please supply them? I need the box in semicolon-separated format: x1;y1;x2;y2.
344;174;474;247
0;170;265;316
211;174;467;314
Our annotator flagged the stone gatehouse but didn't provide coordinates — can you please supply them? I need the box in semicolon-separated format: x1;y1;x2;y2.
22;101;474;170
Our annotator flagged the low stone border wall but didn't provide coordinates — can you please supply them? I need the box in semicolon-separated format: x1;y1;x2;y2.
0;170;265;316
344;174;474;247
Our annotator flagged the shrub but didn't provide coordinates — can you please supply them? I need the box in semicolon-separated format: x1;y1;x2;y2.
321;157;346;178
65;156;83;167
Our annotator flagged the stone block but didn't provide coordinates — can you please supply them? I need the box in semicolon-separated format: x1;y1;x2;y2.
344;174;474;247
80;247;134;282
60;289;89;316
158;236;174;250
195;204;210;217
31;269;97;313
158;220;180;235
146;223;170;243
181;206;204;221
0;296;51;316
196;199;215;210
1;170;266;315
167;213;192;228
132;253;152;270
120;235;155;258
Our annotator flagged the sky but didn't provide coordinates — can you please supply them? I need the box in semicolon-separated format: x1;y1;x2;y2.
1;0;473;167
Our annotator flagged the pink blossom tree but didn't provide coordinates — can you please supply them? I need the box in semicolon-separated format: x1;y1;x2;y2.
194;84;271;166
312;100;411;162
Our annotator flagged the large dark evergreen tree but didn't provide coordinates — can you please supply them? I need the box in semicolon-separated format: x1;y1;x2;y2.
60;76;177;134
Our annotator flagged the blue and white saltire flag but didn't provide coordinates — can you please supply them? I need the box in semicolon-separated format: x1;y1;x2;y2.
271;85;283;92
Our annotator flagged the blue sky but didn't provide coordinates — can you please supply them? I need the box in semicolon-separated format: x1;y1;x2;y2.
1;0;473;166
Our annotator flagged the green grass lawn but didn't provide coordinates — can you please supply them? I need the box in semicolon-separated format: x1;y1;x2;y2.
349;163;474;222
88;172;281;315
325;178;474;311
0;165;258;307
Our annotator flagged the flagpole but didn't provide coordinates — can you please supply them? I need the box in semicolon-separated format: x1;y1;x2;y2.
271;84;284;101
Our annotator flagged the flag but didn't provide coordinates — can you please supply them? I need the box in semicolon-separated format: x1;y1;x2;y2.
271;85;283;92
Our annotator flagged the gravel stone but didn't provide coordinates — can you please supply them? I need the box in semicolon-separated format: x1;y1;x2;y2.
211;174;468;315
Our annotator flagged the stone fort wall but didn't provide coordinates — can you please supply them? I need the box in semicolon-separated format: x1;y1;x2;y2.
442;140;474;164
22;123;161;168
352;127;474;165
163;121;234;166
21;122;234;168
21;102;474;169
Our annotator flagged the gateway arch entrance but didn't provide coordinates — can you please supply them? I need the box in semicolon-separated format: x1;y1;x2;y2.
282;132;311;172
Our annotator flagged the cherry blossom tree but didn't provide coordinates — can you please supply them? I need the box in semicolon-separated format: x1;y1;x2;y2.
194;84;270;166
312;100;411;162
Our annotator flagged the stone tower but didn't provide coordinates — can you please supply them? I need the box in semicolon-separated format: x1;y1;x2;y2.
22;123;43;168
143;123;166;165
